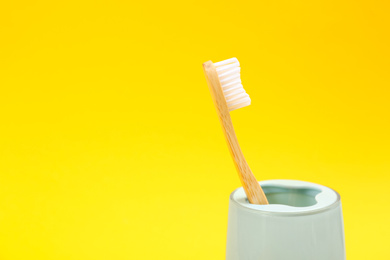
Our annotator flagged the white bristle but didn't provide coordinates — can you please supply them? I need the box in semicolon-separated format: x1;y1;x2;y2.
214;57;251;111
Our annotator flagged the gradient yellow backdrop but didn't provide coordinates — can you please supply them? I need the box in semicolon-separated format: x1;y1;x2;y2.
1;0;389;259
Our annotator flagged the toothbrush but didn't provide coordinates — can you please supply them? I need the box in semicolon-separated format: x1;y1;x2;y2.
202;58;268;205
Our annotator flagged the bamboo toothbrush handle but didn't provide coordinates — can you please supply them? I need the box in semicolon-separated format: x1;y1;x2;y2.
203;61;268;205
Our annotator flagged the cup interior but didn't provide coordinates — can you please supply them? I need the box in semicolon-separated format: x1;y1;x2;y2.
262;186;321;207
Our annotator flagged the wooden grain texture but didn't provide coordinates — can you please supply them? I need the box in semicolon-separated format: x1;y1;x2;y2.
203;61;268;205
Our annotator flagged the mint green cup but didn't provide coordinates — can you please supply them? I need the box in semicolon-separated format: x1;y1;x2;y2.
226;180;345;260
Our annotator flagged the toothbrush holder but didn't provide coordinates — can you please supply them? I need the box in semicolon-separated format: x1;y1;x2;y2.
226;179;345;260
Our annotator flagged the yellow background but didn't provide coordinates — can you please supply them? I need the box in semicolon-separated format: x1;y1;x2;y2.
1;0;389;259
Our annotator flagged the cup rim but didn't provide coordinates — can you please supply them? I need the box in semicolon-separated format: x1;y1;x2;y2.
230;179;341;216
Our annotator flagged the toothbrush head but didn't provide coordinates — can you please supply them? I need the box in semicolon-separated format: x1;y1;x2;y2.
213;58;251;112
